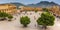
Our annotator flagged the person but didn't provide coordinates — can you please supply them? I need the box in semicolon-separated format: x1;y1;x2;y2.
34;16;36;19
35;24;36;27
15;18;16;20
30;13;32;15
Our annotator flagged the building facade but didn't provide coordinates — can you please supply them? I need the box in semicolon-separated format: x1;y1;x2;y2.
49;5;60;16
0;4;17;14
19;6;42;11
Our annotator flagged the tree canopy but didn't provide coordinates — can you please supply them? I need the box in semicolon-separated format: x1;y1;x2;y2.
20;16;30;27
37;12;55;30
42;8;49;12
0;12;13;21
0;12;8;17
37;12;55;26
8;14;13;21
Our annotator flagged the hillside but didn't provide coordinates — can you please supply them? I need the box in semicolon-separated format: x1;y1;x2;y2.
27;1;59;8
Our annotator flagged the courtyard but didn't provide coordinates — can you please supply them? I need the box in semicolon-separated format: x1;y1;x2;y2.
0;11;60;30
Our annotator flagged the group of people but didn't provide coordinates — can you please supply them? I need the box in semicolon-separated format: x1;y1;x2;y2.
53;14;60;18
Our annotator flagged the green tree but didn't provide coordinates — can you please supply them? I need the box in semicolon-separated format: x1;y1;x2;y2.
34;8;38;13
20;16;30;27
8;15;13;21
0;12;13;21
0;12;8;17
35;10;38;13
42;8;49;12
0;12;9;20
37;12;55;30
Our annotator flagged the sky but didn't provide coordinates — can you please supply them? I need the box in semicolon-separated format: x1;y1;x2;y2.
0;0;60;5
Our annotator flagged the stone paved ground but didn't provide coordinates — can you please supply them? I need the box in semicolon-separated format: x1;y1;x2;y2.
0;11;60;30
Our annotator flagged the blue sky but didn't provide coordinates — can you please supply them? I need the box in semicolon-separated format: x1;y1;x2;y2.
0;0;60;5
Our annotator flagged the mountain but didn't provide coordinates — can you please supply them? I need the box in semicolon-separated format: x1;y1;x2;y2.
27;1;59;8
2;1;59;8
8;2;25;9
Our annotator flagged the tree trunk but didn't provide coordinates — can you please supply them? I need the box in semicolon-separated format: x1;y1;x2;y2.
43;25;47;30
8;19;11;21
24;25;27;27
